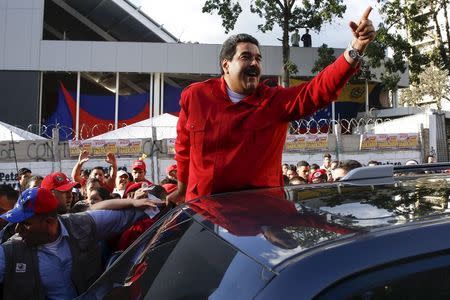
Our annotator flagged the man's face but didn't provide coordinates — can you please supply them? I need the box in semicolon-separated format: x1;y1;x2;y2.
90;169;105;183
15;215;52;246
168;170;177;180
116;175;129;190
19;172;31;188
282;165;288;175
331;168;347;182
132;169;146;182
286;170;297;180
323;157;331;168
297;166;310;180
52;189;73;214
87;190;103;204
223;42;262;95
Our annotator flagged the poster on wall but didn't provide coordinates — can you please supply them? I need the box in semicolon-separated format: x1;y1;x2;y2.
360;133;419;150
285;134;328;152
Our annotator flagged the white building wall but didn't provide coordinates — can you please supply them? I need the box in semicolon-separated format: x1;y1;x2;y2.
371;113;429;134
0;0;43;70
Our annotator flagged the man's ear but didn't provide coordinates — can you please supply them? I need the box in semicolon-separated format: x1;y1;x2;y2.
222;59;229;74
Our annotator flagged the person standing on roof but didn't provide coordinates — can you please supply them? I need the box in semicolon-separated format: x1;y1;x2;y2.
168;7;376;204
301;29;312;47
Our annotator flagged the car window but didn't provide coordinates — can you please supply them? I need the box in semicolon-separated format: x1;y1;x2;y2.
316;253;450;300
78;208;271;300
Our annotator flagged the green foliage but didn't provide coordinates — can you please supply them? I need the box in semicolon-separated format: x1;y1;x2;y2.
400;65;450;110
202;0;242;33
202;0;346;86
374;0;450;88
311;44;336;74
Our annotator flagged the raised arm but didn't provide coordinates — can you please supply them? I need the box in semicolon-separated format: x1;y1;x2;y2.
344;6;376;67
72;150;90;183
104;152;117;191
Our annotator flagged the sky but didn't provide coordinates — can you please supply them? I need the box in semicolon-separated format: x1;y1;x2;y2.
130;0;382;48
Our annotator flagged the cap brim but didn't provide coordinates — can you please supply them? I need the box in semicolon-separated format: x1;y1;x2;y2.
54;182;81;192
1;208;34;223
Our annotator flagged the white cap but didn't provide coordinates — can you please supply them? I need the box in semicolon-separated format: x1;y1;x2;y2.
117;170;129;178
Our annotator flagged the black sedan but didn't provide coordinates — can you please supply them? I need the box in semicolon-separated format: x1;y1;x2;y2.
78;166;450;299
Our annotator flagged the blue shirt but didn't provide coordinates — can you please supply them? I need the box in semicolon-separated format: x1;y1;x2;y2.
0;209;145;300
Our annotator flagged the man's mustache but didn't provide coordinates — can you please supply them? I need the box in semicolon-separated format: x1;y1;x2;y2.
244;66;260;76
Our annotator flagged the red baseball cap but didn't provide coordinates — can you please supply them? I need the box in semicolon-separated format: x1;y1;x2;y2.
309;169;328;182
162;183;177;194
123;182;144;198
1;188;58;223
41;172;81;192
166;164;177;176
132;160;146;171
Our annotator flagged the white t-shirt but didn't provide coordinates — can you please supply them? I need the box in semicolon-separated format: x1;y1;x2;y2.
226;86;246;103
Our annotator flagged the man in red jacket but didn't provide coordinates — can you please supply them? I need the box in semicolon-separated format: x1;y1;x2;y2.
169;7;376;204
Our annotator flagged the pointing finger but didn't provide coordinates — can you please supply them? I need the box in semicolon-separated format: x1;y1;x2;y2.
361;6;372;21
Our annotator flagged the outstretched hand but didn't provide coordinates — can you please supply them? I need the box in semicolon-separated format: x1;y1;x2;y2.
78;150;90;164
349;6;376;53
105;152;116;165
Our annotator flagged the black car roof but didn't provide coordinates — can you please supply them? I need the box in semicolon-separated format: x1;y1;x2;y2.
183;167;450;272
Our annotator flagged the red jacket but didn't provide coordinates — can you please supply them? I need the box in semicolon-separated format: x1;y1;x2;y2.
176;55;357;201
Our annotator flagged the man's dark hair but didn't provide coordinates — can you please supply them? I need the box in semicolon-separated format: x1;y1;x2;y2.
219;33;260;75
323;153;331;159
92;166;105;173
18;168;31;176
297;160;309;168
288;165;297;172
82;169;90;177
0;184;19;203
338;160;362;172
310;163;320;170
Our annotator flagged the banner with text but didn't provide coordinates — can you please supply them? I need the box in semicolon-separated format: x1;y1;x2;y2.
69;139;143;157
360;133;419;150
285;134;329;152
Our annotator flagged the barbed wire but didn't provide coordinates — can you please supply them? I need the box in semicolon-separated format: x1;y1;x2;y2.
289;117;391;135
17;118;392;141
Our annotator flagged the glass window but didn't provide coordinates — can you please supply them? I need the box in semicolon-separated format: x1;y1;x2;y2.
80;209;270;300
317;254;450;300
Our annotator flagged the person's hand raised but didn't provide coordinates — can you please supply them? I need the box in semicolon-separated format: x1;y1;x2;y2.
105;152;116;165
349;6;376;53
78;150;90;164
